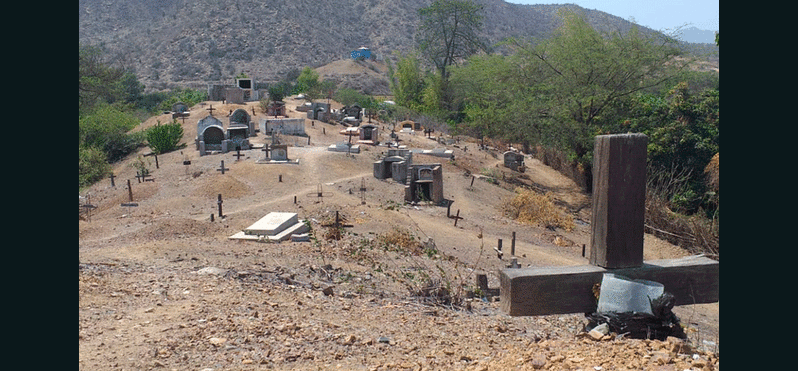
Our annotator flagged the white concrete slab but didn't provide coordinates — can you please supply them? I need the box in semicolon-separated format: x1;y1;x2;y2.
243;212;298;236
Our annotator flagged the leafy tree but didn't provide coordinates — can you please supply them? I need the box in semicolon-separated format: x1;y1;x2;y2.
296;67;320;95
626;81;719;214
79;145;111;189
146;119;185;154
416;0;487;112
80;43;125;115
267;81;293;102
416;0;486;78
387;52;426;111
79;104;144;162
454;10;686;168
334;88;365;107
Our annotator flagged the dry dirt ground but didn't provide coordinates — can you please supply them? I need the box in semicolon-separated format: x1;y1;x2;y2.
79;97;719;371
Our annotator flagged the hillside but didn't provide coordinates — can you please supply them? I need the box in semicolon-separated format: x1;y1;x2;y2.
78;0;716;93
79;97;719;370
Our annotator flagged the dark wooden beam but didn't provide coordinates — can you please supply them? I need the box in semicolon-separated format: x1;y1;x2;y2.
499;255;719;316
590;134;647;268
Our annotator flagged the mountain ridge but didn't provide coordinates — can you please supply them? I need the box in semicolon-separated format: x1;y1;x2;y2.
78;0;717;93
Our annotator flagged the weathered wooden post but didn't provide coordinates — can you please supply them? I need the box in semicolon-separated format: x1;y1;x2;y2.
217;194;223;218
590;134;647;268
499;134;719;316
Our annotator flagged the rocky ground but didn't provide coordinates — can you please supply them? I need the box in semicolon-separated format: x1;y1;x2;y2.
79;97;719;370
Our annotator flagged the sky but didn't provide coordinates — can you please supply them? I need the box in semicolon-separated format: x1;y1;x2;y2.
505;1;719;32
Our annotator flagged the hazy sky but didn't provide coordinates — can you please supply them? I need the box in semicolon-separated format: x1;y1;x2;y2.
505;1;719;32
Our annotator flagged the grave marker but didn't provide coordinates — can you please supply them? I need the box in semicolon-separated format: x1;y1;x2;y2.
217;160;229;174
499;134;719;316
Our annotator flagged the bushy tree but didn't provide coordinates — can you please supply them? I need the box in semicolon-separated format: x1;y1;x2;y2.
416;0;487;113
146;119;185;154
388;52;426;111
79;145;111;189
79;104;144;162
296;67;320;94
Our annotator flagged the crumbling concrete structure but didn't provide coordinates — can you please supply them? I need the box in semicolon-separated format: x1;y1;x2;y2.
404;164;444;204
260;118;306;136
503;151;525;172
373;149;412;183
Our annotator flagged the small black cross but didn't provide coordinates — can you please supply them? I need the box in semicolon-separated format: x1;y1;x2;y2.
135;171;152;183
207;105;216;116
233;148;245;160
217;160;229;174
109;172;116;187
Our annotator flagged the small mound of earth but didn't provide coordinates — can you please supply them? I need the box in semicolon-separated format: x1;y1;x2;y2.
190;174;251;199
119;217;226;241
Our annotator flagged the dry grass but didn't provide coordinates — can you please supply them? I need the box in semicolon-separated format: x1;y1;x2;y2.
502;188;575;231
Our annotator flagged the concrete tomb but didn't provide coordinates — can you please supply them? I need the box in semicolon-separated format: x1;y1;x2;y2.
373;149;412;182
261;118;306;136
358;124;379;145
236;77;258;101
503;151;525;172
196;115;226;155
404;164;444;204
227;109;254;150
307;102;331;122
229;212;309;242
411;147;454;159
171;102;190;119
225;88;246;104
328;142;361;154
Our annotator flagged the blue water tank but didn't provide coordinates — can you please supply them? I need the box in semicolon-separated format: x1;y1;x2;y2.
351;47;371;60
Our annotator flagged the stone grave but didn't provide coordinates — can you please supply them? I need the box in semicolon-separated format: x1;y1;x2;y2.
503;150;525;172
229;212;309;242
499;134;719;316
404;163;444;204
357;124;379;145
260;117;306;136
196;115;226;156
227;108;253;151
328;142;361;154
411;147;454;159
373;149;412;182
171;102;190;119
307;102;330;122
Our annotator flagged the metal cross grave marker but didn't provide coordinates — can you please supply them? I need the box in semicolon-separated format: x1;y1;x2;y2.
217;160;229;174
499;134;719;316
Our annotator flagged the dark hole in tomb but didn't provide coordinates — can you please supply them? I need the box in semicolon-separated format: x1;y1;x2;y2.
238;79;252;89
382;161;393;178
203;127;225;145
416;182;432;201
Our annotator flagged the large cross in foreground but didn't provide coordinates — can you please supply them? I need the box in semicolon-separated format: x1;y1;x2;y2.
499;134;719;316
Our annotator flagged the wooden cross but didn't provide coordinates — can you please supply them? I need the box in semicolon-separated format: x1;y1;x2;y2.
109;172;116;187
306;184;333;203
206;105;216;116
135;171;152;183
499;134;719;316
359;177;367;205
217;160;229;174
233;148;245;161
143;152;159;169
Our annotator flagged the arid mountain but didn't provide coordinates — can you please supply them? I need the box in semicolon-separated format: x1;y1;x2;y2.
78;0;716;94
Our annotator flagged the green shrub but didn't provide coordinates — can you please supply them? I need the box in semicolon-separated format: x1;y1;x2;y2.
146;120;184;154
79;145;110;189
